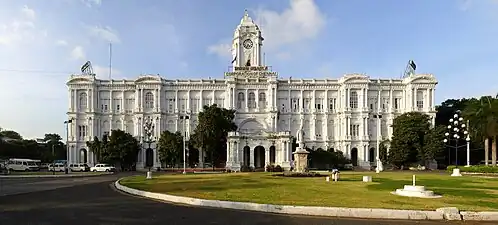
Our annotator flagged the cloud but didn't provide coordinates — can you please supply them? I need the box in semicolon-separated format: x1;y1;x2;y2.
70;46;86;60
0;6;41;46
93;65;121;78
81;0;102;8
21;5;36;20
55;39;68;46
207;0;326;59
86;25;121;43
207;42;231;58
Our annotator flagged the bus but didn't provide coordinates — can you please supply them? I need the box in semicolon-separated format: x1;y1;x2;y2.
6;158;41;171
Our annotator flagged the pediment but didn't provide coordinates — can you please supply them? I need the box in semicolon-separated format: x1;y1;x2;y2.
340;73;371;83
135;75;162;83
67;74;95;85
404;74;437;84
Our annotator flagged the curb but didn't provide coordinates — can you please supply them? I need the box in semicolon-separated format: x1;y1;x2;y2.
0;172;114;178
114;178;498;221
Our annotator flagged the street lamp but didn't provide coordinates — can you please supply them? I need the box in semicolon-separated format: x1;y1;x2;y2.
179;115;190;174
443;111;470;174
142;117;155;179
373;114;383;173
64;119;73;174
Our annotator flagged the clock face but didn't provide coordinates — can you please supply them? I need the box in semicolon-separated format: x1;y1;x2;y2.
243;39;253;49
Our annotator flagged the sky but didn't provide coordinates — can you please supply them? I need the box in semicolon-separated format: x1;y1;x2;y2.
0;0;498;139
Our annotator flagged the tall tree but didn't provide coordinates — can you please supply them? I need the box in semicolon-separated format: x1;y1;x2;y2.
463;96;498;166
86;136;103;163
105;130;140;169
43;133;64;161
190;104;237;167
389;112;444;168
0;130;23;140
157;131;183;167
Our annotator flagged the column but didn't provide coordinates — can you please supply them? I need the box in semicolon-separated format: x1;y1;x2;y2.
265;148;270;165
199;90;203;112
288;90;291;113
300;90;304;113
431;88;435;111
232;88;236;109
245;89;248;110
140;89;144;111
226;141;231;164
389;89;393;113
68;89;73;112
250;148;254;167
187;90;191;112
236;141;240;164
135;89;139;111
157;88;161;112
73;90;78;112
273;87;277;111
175;90;179;113
211;90;215;106
312;90;316;113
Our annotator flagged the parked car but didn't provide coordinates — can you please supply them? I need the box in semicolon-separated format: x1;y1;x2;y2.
48;163;66;172
69;163;90;172
6;158;40;171
90;164;115;172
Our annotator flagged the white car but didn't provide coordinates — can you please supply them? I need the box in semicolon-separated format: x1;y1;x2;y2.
90;164;115;172
48;163;66;172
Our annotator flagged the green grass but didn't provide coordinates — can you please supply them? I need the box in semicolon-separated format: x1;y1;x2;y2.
119;171;498;211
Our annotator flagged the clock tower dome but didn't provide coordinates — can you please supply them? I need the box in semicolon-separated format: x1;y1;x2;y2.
231;10;264;69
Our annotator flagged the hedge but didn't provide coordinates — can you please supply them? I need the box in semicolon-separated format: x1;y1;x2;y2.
447;165;498;173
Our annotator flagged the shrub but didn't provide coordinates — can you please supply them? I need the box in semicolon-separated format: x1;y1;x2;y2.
240;165;254;172
272;171;327;177
447;165;498;173
265;164;275;172
274;165;283;172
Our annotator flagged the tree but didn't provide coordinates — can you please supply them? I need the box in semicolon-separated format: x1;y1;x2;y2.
389;112;444;168
157;131;183;167
190;104;237;168
86;136;103;163
379;140;389;165
43;133;64;161
0;130;23;140
463;96;498;166
104;130;140;169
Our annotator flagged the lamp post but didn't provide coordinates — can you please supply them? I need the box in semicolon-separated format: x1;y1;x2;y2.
374;114;383;173
64;119;73;174
143;117;155;179
443;111;470;176
180;115;190;174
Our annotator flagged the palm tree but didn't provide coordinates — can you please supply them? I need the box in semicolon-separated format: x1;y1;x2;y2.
86;136;103;163
463;96;498;166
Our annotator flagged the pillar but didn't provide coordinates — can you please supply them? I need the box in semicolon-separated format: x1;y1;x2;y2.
250;148;254;167
198;148;204;168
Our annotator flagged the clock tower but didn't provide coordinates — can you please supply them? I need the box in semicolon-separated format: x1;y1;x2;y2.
231;10;264;69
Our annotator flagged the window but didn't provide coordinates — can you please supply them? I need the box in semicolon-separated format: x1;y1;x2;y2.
349;124;360;137
394;98;400;109
125;98;134;113
258;92;266;108
248;92;256;108
78;125;87;140
168;99;175;113
329;98;336;111
144;92;154;109
79;93;87;110
349;91;358;109
416;91;424;110
292;98;300;112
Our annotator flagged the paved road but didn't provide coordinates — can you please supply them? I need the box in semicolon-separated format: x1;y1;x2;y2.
0;174;495;225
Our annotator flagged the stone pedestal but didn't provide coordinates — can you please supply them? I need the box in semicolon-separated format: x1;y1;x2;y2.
451;168;462;177
146;171;152;179
293;148;309;173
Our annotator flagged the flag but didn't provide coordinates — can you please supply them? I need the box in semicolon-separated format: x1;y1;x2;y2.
81;61;91;73
409;60;416;70
231;56;237;64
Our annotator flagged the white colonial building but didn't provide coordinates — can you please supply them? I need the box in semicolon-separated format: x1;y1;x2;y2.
66;11;437;171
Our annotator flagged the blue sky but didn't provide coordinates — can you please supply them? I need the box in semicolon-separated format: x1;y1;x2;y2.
0;0;497;139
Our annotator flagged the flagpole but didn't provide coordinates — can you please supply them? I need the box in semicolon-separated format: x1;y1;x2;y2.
109;42;112;80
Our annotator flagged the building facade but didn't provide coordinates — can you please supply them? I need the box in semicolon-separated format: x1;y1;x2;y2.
66;11;437;171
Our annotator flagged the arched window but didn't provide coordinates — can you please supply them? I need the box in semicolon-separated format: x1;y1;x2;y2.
144;92;154;109
79;93;87;110
237;92;245;109
248;92;256;108
349;91;358;109
259;92;266;108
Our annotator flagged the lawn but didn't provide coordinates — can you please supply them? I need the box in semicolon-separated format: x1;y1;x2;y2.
119;171;498;211
6;171;107;175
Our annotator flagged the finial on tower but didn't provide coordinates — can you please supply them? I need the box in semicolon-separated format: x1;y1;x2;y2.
244;9;249;18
